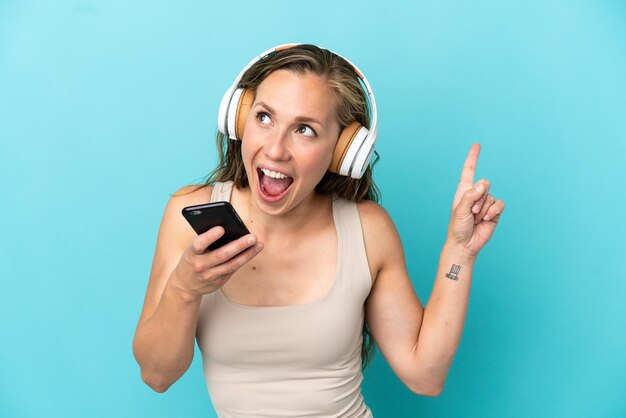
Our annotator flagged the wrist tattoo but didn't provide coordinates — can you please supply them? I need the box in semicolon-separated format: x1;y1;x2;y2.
446;264;461;280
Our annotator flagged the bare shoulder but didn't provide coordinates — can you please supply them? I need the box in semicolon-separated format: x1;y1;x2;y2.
163;183;214;244
356;200;405;282
357;200;400;242
357;200;393;227
167;183;214;214
170;183;213;203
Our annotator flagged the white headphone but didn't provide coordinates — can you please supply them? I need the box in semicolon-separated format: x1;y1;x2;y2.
217;43;378;179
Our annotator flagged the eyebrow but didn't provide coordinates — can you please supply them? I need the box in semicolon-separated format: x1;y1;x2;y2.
255;101;324;127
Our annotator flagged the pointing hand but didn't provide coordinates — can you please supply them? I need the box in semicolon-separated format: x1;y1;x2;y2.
447;143;505;257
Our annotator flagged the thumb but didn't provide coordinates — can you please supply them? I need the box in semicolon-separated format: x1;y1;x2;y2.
457;183;485;217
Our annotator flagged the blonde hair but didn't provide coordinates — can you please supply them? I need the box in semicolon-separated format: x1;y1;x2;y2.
191;44;380;369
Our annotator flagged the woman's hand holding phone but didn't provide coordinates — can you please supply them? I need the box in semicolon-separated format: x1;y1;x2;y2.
170;226;263;303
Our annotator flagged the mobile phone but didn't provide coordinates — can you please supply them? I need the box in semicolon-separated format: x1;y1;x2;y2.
181;201;250;251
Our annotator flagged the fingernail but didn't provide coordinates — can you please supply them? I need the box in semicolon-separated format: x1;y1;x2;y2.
476;184;484;193
248;236;256;245
472;204;480;213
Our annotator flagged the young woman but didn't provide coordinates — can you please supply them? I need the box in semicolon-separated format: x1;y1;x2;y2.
132;44;505;417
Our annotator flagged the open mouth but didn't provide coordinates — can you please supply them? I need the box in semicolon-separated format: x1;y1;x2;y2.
257;167;294;202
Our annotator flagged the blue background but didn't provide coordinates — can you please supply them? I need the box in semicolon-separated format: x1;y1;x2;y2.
1;1;625;417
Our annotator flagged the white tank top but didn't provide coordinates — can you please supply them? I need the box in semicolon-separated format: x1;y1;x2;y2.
195;181;374;417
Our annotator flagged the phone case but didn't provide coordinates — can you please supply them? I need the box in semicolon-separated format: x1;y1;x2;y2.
181;201;250;251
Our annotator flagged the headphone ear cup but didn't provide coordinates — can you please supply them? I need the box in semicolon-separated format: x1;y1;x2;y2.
330;122;370;178
234;89;254;140
350;128;377;179
217;86;235;136
225;88;255;140
329;122;362;175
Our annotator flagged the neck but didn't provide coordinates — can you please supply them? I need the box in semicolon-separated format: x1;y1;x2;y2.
233;186;332;238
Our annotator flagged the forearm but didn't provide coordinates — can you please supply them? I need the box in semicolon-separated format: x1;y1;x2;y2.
412;241;476;391
132;273;202;391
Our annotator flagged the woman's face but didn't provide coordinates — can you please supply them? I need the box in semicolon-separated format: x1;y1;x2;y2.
241;69;340;215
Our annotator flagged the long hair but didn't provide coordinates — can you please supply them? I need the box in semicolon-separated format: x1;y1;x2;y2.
190;44;380;369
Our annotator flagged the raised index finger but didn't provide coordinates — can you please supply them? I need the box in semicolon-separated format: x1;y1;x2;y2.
459;143;481;187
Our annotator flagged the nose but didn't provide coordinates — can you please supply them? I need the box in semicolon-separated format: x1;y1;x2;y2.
263;127;291;162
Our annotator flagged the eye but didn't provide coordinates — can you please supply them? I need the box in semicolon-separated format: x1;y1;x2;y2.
297;125;317;138
256;111;272;125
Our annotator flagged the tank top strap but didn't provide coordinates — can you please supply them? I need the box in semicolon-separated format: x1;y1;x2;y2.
210;180;234;203
332;196;374;293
